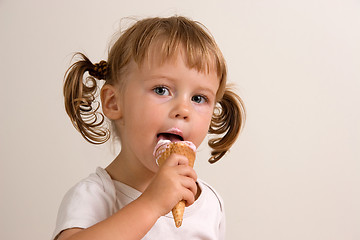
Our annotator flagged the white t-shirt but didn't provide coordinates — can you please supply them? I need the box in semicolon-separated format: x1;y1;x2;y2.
53;167;225;240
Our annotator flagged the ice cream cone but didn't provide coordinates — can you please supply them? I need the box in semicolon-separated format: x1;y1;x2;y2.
154;140;196;227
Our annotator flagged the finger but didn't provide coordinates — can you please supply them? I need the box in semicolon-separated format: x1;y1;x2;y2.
162;153;189;167
182;187;196;206
175;154;190;166
175;165;197;182
180;176;198;197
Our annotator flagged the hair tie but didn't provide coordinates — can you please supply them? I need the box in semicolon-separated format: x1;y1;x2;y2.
89;60;108;80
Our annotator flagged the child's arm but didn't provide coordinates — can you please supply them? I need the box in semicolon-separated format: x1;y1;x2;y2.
56;195;159;240
56;154;197;240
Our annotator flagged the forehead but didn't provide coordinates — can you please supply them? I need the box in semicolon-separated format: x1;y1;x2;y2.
139;40;219;77
142;46;218;81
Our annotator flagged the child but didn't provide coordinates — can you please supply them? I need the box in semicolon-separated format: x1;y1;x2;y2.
53;16;245;240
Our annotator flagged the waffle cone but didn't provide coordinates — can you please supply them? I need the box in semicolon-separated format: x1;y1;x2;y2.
155;141;196;227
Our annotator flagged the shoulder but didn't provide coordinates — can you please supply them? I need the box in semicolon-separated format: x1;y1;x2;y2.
197;179;225;212
58;167;116;212
197;179;226;239
64;167;115;200
53;168;116;239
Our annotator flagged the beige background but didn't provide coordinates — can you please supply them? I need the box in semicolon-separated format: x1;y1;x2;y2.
1;0;359;239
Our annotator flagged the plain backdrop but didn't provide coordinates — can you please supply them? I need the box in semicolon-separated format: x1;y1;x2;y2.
1;0;359;239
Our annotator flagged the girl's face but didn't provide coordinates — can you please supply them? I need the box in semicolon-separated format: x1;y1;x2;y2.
115;49;219;173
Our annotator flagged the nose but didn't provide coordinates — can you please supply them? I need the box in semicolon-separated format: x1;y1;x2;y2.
170;99;191;120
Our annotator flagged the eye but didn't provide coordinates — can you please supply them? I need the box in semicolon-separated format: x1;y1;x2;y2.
153;86;170;96
191;95;208;104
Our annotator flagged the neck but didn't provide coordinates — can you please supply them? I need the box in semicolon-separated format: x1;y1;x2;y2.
105;151;155;192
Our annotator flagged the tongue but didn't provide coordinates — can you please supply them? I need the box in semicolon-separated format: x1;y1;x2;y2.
158;133;182;142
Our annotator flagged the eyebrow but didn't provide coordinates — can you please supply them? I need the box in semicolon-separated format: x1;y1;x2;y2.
144;74;171;81
199;86;217;99
145;73;218;96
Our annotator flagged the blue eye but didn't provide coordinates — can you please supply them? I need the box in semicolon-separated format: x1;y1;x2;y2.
153;86;170;96
192;95;208;104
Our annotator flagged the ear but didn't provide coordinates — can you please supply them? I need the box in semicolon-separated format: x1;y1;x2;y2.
101;84;122;120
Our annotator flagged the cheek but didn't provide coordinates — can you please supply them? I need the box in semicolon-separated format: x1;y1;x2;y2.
192;112;214;146
129;102;164;130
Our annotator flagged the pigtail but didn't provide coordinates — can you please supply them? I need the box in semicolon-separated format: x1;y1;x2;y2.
63;53;110;144
208;88;246;163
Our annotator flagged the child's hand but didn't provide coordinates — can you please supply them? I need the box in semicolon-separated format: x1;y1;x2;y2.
139;154;198;218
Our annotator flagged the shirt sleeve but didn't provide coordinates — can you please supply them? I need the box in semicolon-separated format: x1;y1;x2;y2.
52;177;115;239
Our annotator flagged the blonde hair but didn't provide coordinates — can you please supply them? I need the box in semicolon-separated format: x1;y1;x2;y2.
63;16;246;163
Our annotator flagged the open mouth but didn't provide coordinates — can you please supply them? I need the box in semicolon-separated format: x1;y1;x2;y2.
157;133;184;142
